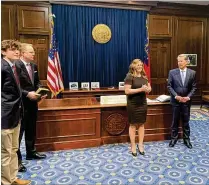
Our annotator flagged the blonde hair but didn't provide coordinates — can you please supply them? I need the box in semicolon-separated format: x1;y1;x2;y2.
20;43;33;53
127;59;147;79
177;54;189;61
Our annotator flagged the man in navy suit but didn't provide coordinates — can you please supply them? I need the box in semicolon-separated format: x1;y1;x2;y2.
16;43;46;173
167;54;196;148
1;40;31;185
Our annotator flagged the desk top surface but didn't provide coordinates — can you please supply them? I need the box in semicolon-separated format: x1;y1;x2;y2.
38;99;170;111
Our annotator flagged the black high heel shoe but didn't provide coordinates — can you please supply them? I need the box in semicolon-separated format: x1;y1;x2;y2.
131;152;137;157
131;146;137;157
137;144;145;155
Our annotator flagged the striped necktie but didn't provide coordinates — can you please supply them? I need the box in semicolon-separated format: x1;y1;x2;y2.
26;63;33;82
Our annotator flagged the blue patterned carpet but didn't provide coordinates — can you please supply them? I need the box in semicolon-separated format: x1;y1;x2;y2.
18;110;209;185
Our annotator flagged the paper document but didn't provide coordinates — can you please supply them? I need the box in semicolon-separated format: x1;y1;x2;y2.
146;98;159;103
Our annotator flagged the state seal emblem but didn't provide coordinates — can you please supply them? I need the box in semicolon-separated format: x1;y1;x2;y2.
92;24;111;44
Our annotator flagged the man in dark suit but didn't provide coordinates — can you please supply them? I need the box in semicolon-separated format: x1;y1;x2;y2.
16;43;46;173
1;40;31;185
167;54;196;149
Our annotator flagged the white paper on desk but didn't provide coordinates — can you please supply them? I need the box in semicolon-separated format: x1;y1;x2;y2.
146;98;159;103
101;95;127;104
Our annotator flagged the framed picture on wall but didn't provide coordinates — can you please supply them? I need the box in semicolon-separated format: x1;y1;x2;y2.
186;54;197;66
91;82;100;89
81;82;90;90
69;82;78;90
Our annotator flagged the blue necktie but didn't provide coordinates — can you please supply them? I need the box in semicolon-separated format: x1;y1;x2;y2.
181;71;185;85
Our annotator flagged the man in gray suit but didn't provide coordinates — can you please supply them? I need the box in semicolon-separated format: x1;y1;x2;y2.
167;54;196;148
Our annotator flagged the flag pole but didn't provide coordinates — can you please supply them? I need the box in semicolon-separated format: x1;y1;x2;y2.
47;13;64;99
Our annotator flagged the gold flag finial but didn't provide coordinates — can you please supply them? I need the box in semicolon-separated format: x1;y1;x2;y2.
49;14;56;18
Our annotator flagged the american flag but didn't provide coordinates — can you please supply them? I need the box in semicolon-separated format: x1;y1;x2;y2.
47;14;64;97
144;18;151;83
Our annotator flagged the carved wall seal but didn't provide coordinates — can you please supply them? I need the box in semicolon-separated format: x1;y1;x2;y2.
105;113;127;135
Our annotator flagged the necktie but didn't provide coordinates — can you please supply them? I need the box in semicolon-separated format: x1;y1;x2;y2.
26;63;33;82
12;65;20;85
181;71;185;85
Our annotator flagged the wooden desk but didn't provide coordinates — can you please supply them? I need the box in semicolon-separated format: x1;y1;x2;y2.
36;97;177;152
61;88;201;104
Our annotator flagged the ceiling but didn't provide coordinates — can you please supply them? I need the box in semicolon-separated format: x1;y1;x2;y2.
6;0;209;6
158;0;209;5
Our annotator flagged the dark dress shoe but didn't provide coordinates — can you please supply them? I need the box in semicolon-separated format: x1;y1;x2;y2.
131;152;137;157
169;140;177;147
138;150;145;155
26;152;46;160
18;162;27;172
137;144;145;155
184;140;192;149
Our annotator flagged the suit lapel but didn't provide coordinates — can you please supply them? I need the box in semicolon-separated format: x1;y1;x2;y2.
3;60;20;94
20;60;33;85
184;69;190;87
31;63;34;85
176;69;183;87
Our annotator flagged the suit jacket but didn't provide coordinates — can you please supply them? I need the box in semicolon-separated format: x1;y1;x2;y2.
1;59;22;129
15;60;41;109
167;68;196;105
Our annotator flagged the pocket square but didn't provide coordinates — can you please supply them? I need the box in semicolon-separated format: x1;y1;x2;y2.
34;71;38;73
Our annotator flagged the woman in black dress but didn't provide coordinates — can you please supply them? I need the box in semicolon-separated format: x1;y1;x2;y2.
124;59;151;156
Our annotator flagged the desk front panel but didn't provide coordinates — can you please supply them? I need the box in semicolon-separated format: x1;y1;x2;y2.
36;103;176;151
101;104;174;144
36;109;101;151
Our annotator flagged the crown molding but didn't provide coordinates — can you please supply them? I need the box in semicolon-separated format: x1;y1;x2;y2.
150;2;209;17
49;1;158;11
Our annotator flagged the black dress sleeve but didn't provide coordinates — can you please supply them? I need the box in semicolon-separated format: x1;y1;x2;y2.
124;74;133;85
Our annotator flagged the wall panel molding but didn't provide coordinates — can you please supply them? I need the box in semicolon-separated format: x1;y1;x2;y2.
149;15;173;38
1;4;16;40
17;5;49;34
175;17;207;84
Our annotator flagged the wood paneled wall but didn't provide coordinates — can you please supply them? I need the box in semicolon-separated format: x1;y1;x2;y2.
1;2;50;85
149;39;171;95
1;4;16;39
149;3;209;103
207;18;209;85
19;34;49;80
1;1;209;101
